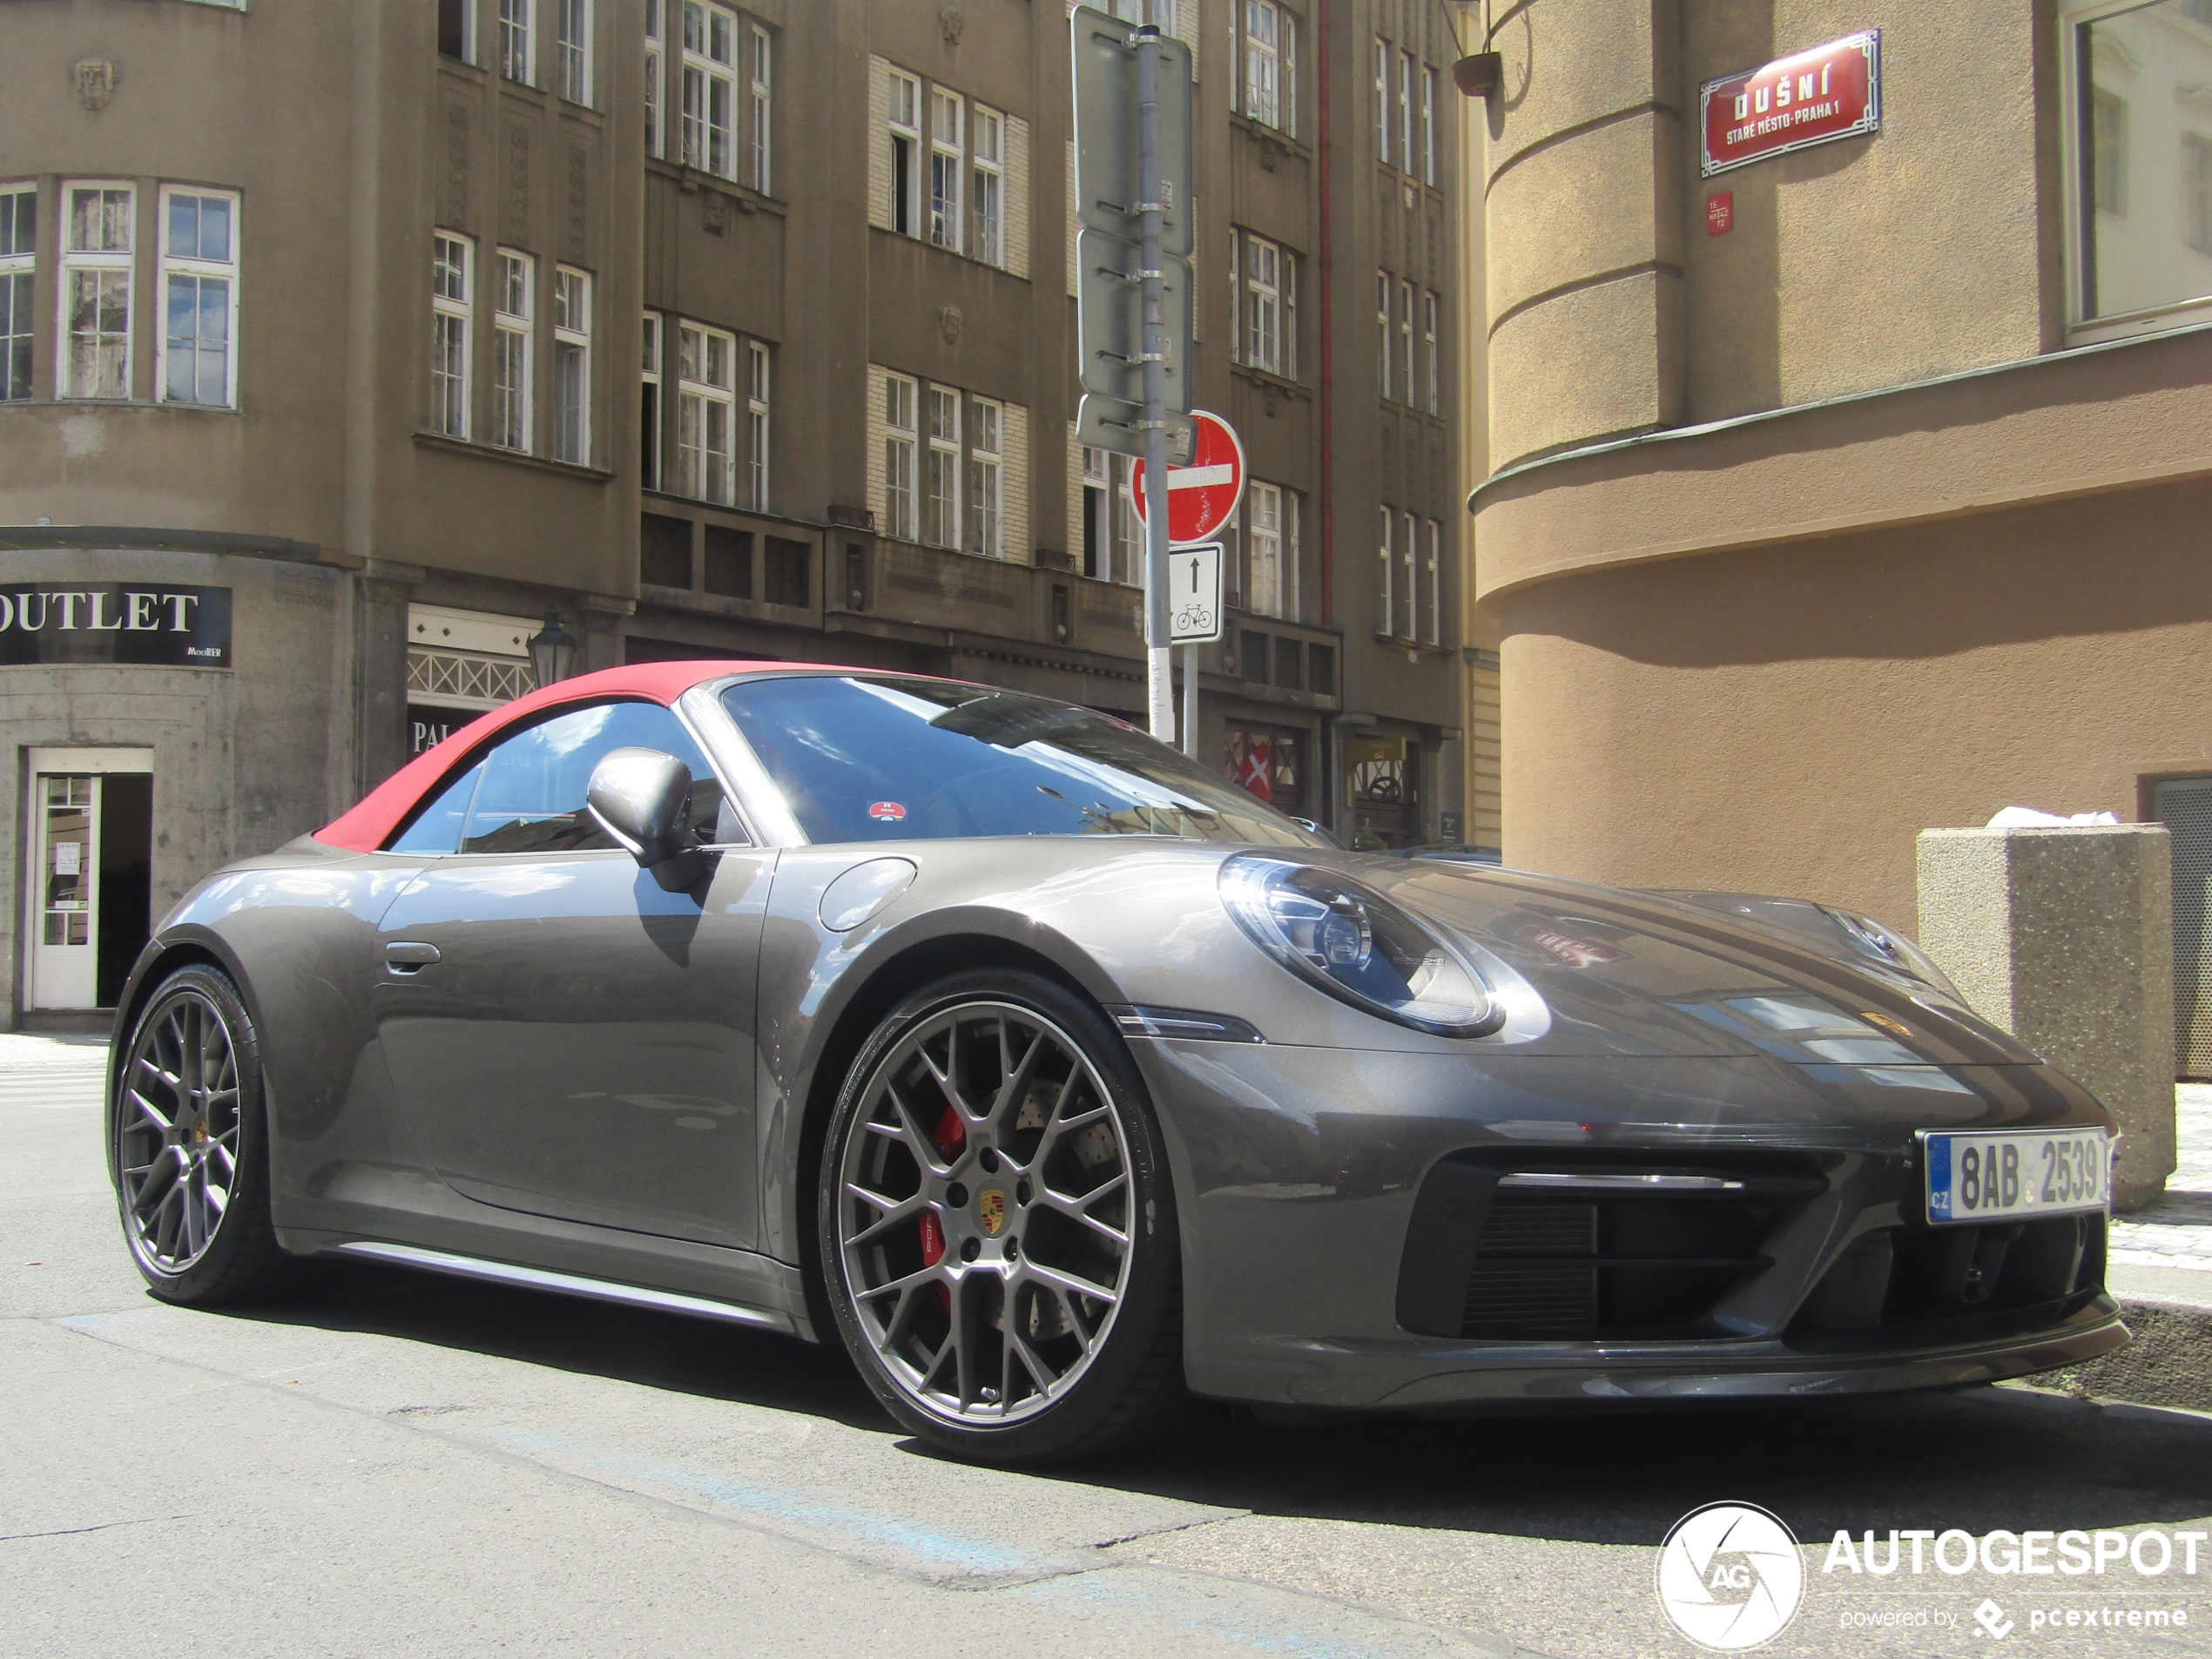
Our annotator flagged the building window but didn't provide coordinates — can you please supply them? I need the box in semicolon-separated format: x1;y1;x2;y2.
1398;278;1414;408
1082;445;1143;585
677;320;736;503
1423;289;1440;415
1375;270;1391;399
640;312;661;487
557;0;590;103
1376;506;1393;637
681;0;738;179
500;0;533;84
61;183;132;401
925;383;961;547
1247;481;1285;619
1399;509;1417;638
644;0;664;154
1398;50;1414;177
930;88;964;253
1244;0;1293;134
553;266;590;463
971;396;1002;557
1372;37;1389;166
1421;517;1441;647
745;338;769;509
883;370;918;539
748;24;772;192
492;249;533;452
440;0;477;64
973;105;1005;266
158;187;239;408
431;231;471;437
2071;1;2212;331
1244;233;1283;374
2;186;36;401
889;69;922;237
1423;64;1438;185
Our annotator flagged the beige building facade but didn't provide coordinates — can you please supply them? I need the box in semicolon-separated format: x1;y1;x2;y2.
1465;0;2212;1073
0;0;1467;1021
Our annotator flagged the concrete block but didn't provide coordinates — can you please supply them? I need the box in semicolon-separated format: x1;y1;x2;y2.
1918;826;2176;1211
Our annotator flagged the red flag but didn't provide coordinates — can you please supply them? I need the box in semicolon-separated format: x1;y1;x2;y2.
1238;738;1272;804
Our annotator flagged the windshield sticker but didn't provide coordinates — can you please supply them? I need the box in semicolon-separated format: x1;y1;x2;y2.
868;801;907;821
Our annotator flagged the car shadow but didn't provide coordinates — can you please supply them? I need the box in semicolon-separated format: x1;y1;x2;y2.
229;1258;2212;1546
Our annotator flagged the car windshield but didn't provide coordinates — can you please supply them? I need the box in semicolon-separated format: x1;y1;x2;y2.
720;675;1323;847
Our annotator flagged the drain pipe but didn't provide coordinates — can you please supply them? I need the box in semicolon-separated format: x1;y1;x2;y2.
1316;0;1334;628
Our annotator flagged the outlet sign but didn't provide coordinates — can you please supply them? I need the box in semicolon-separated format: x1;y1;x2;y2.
0;584;233;667
1701;30;1880;177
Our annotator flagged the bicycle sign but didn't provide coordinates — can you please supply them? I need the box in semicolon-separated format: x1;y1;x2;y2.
1167;543;1223;644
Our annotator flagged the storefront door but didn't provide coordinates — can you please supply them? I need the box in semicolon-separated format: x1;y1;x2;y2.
24;747;155;1010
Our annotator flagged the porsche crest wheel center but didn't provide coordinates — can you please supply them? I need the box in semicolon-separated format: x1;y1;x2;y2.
976;1187;1007;1237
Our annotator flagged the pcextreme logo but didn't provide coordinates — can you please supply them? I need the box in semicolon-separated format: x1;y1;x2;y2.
1656;1501;1805;1651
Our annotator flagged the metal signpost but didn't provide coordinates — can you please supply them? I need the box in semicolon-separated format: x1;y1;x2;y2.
1069;4;1193;745
1129;409;1245;759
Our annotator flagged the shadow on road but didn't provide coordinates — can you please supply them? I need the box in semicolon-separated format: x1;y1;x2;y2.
225;1258;2212;1546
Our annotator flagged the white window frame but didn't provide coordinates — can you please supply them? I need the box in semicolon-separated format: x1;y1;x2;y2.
557;0;590;104
1400;509;1418;639
1247;480;1285;618
883;370;919;539
640;311;662;488
552;266;590;464
1112;452;1143;583
431;230;472;438
500;0;535;85
1244;232;1283;374
1373;37;1390;166
930;88;964;253
680;0;739;180
644;0;665;156
0;184;33;402
1422;517;1442;647
676;320;737;503
1423;289;1440;415
1422;64;1438;185
492;247;534;452
1398;50;1414;177
59;180;134;401
973;105;1005;267
2060;0;2212;341
157;185;240;409
971;395;1002;557
745;338;769;509
1376;506;1393;637
749;24;772;193
889;69;923;239
442;0;480;64
924;382;962;548
1399;277;1415;408
1375;270;1392;399
1244;0;1283;132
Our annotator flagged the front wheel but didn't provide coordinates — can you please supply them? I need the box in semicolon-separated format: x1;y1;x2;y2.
111;963;293;1304
819;969;1191;1463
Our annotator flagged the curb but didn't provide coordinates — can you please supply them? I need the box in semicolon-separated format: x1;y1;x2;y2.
2030;1298;2212;1415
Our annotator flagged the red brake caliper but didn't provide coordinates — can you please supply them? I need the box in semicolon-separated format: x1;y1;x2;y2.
918;1104;966;1308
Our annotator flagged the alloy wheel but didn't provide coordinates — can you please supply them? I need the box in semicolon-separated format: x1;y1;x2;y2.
118;988;244;1275
834;999;1136;1426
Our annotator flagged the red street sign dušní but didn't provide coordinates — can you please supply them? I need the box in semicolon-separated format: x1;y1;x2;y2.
1700;30;1880;178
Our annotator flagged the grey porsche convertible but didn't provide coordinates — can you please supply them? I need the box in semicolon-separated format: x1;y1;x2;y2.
106;661;2125;1462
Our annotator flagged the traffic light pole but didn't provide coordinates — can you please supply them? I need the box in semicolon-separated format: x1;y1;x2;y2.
1136;24;1174;745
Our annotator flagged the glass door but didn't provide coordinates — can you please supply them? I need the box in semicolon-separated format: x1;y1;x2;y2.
28;774;99;1010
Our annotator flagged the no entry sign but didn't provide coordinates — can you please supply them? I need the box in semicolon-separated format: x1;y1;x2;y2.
1700;30;1880;177
1130;409;1245;546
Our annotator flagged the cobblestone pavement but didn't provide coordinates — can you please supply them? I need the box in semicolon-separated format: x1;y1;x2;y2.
2109;1084;2212;1271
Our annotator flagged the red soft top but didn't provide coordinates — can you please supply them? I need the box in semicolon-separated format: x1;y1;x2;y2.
314;658;833;853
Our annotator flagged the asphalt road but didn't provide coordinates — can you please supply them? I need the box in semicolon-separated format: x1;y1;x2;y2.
8;1055;2212;1659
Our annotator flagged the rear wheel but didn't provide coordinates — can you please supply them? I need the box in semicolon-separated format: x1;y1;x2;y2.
112;964;293;1304
819;970;1190;1463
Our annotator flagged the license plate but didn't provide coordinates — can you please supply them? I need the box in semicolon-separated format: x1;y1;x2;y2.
1924;1130;2108;1224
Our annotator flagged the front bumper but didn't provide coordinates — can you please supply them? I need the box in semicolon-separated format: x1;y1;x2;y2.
1125;1037;2124;1410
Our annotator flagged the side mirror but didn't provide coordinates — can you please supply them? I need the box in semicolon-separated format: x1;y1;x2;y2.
587;747;713;890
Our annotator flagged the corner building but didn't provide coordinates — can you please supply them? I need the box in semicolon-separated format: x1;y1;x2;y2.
0;0;1466;1023
1468;0;2212;1072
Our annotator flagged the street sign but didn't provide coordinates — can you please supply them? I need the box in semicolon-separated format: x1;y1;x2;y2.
1167;543;1223;644
1130;409;1245;545
1070;9;1193;257
1076;227;1192;414
1700;30;1880;177
1075;395;1194;463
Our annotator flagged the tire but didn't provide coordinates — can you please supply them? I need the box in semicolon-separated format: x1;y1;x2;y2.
819;968;1191;1464
111;963;295;1305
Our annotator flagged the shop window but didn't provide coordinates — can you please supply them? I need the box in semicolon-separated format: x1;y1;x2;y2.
1224;725;1305;817
1345;732;1415;850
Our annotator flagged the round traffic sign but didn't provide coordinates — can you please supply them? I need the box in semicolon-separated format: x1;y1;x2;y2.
1130;410;1245;546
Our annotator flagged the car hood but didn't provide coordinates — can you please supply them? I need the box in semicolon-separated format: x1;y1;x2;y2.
1354;860;2041;1067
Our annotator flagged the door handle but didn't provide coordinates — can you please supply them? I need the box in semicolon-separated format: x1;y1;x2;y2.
385;941;442;975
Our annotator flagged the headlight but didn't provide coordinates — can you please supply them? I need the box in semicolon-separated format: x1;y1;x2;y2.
1820;907;1965;1000
1219;853;1501;1036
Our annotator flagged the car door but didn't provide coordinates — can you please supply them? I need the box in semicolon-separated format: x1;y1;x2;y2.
372;698;773;1251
